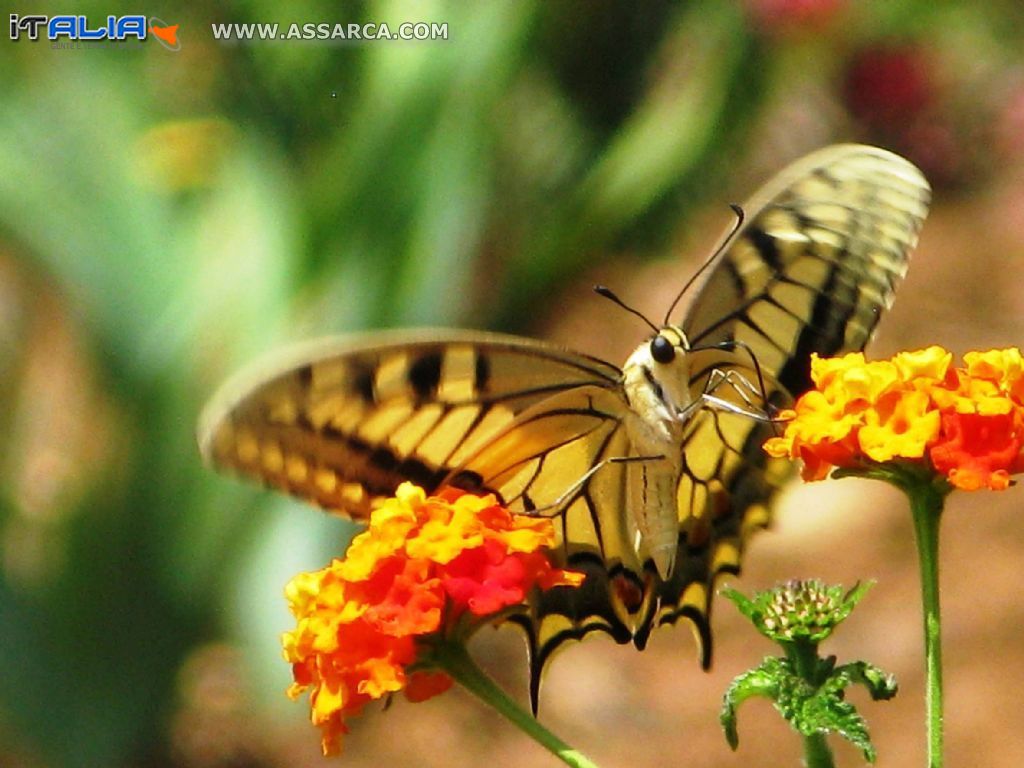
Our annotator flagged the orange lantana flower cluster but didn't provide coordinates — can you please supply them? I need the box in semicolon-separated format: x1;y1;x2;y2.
765;346;1024;491
282;482;584;755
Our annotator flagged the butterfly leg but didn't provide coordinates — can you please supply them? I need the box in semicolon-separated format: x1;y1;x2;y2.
708;368;792;436
712;368;777;410
689;338;790;430
700;394;776;422
696;368;778;423
525;454;665;517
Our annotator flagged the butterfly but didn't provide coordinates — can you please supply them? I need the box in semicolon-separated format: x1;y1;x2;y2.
198;144;930;706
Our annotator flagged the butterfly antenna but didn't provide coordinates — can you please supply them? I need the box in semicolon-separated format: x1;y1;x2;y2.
662;203;746;325
593;285;659;334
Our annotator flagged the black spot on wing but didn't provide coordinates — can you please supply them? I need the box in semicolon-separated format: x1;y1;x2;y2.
447;469;488;495
353;366;375;403
722;257;746;302
744;225;783;271
408;352;443;398
312;424;449;496
369;447;398;472
474;353;491;393
811;165;841;187
397;457;450;491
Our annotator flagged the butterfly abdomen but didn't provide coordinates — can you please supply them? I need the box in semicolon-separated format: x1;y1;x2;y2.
625;455;683;578
621;328;695;578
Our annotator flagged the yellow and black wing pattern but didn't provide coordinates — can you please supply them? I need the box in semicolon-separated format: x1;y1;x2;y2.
648;144;931;656
498;146;931;696
198;144;930;705
199;330;648;703
198;329;624;518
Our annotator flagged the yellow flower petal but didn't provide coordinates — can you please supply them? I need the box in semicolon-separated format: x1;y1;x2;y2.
280;482;585;756
338;533;404;581
405;517;482;563
964;348;1024;404
357;658;406;698
833;360;900;405
964;348;1021;382
892;346;952;382
311;678;346;722
858;391;940;462
787;391;861;443
284;570;324;616
499;523;555;553
810;351;866;388
765;346;1024;490
763;435;794;458
394;481;428;507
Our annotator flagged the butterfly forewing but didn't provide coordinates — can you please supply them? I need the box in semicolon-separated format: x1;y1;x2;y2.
199;330;621;517
683;144;930;394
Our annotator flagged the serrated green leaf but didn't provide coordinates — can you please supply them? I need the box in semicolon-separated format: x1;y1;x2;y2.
720;659;783;749
834;661;900;702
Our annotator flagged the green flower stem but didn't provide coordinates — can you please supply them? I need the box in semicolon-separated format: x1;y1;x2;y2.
427;640;600;768
785;638;820;682
908;479;946;768
851;463;950;768
785;641;835;768
803;732;835;768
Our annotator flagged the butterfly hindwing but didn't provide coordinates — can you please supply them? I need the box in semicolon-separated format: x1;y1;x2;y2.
449;391;647;700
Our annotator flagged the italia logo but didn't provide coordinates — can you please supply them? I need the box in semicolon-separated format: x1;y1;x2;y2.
9;14;181;50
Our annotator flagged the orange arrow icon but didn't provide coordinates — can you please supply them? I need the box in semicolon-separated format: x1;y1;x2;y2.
150;23;178;47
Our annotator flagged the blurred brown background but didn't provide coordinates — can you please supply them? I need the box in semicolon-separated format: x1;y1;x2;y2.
2;1;1023;766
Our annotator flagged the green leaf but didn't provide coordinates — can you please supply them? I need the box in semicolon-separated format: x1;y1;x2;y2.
720;658;783;750
802;691;876;763
785;660;897;763
833;661;900;702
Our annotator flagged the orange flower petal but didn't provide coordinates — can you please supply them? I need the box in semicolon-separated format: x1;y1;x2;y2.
930;412;1023;491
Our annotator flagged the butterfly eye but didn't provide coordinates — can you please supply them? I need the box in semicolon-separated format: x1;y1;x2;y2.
650;335;675;364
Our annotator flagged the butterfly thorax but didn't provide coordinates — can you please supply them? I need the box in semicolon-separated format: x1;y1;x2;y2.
621;325;693;579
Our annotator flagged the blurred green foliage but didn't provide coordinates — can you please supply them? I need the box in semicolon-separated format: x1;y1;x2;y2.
0;1;1022;766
